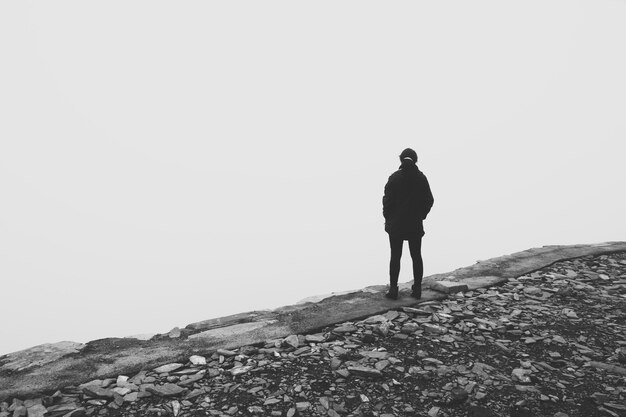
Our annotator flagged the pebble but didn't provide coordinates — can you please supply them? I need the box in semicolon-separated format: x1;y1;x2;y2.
247;405;264;414
512;368;532;383
428;406;441;416
24;404;46;417
170;400;181;416
449;387;469;404
283;334;300;348
188;355;206;366
295;401;311;411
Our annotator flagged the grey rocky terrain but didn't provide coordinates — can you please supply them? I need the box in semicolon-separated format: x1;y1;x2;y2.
2;252;625;417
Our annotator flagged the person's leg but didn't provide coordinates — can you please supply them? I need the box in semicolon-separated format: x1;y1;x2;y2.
408;236;423;297
389;235;403;287
387;235;403;299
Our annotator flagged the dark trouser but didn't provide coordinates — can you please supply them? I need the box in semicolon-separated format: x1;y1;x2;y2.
389;234;423;289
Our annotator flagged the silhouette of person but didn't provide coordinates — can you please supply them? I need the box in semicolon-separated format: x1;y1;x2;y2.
382;148;434;300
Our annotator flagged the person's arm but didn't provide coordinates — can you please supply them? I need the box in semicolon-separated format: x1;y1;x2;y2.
422;176;434;219
382;176;395;220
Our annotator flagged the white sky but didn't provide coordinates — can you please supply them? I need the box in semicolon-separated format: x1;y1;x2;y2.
1;1;625;355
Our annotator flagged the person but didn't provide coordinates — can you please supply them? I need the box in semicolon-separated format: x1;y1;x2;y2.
382;148;434;300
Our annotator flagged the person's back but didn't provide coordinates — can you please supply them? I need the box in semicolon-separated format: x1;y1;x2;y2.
382;148;434;300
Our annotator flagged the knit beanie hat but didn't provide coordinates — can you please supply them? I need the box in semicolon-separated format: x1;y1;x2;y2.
399;148;418;163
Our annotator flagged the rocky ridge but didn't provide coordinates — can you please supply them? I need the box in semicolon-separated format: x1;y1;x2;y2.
2;252;625;417
4;243;625;401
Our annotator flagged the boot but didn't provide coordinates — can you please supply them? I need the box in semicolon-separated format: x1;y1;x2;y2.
385;285;398;300
411;283;422;299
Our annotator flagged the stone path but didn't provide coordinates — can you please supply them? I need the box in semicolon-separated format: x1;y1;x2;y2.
2;252;625;417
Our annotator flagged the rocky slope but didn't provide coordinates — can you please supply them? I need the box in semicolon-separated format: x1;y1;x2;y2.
2;251;625;417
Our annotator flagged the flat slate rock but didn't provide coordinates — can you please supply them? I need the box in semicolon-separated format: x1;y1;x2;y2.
347;366;383;378
81;386;114;399
304;334;325;343
145;383;185;397
333;324;358;333
430;280;469;294
359;350;389;359
153;363;184;374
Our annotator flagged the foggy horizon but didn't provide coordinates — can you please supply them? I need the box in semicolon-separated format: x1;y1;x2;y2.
1;1;625;355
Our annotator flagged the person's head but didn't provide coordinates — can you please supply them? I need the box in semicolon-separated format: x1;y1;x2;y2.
399;148;418;164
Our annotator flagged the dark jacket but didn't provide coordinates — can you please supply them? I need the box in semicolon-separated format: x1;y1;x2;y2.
383;159;434;238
